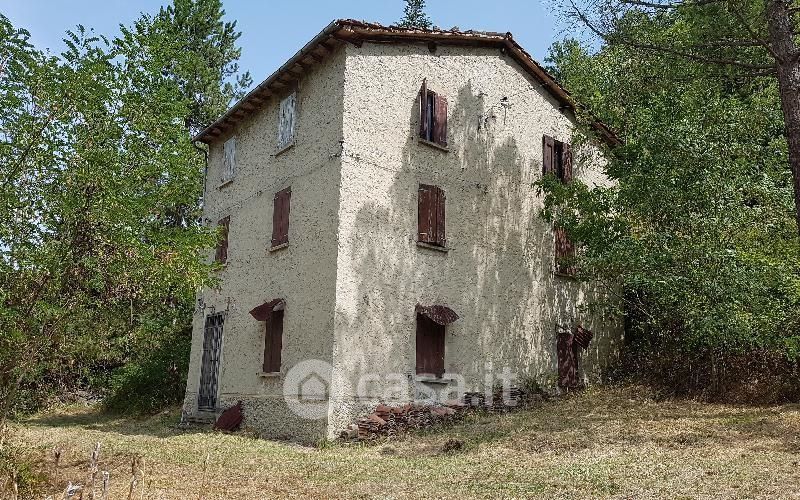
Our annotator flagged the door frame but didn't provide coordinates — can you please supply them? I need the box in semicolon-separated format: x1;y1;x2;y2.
198;312;225;411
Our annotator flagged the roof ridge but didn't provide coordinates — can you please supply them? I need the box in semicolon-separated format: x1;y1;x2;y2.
194;19;620;146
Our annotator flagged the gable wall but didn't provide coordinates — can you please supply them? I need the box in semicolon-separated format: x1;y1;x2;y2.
182;46;346;442
328;41;623;434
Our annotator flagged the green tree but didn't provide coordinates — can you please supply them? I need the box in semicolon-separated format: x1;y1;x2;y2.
105;0;251;412
565;0;800;237
541;20;800;395
0;0;253;420
397;0;433;29
120;0;252;137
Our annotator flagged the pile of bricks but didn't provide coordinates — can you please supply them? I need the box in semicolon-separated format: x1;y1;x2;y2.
351;402;466;440
344;387;533;441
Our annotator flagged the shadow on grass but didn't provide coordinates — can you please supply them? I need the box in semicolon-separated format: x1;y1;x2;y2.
21;407;209;439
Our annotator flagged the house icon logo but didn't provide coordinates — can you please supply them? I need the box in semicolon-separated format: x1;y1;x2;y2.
283;359;332;420
298;372;328;401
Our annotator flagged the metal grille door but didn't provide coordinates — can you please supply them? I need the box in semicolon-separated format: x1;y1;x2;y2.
198;313;224;410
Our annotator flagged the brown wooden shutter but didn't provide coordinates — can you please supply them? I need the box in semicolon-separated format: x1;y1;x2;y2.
419;79;429;140
418;184;436;244
561;142;573;183
281;188;291;243
271;193;282;247
542;135;555;176
215;216;230;263
416;314;445;377
435;186;446;246
433;94;448;146
263;309;284;373
271;187;291;247
557;330;578;388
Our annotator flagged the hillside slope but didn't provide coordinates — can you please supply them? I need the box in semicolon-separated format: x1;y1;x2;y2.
10;387;800;498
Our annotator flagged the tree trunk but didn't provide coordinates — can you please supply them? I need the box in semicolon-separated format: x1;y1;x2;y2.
766;0;800;235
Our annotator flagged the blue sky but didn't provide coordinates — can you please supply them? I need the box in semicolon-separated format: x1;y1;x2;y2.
2;0;569;90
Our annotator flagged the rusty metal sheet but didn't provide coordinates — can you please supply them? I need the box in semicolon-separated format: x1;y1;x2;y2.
249;298;285;322
214;402;243;431
415;304;459;326
574;325;594;350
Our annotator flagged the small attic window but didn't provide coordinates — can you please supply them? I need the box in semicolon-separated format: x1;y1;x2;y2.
278;92;297;151
222;137;236;183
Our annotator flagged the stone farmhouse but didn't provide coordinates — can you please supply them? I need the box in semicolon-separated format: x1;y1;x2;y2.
182;20;624;442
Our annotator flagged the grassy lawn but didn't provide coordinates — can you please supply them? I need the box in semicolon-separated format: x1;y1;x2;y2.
9;386;800;499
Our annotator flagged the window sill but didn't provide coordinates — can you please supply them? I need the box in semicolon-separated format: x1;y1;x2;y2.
418;138;449;152
415;375;451;385
218;179;234;189
275;141;295;157
269;242;289;252
258;372;281;378
416;241;449;253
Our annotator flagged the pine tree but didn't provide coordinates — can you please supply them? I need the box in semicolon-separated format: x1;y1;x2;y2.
397;0;433;30
119;0;252;136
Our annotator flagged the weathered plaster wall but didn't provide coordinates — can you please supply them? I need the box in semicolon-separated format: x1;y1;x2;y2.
182;46;346;442
328;42;623;434
183;39;624;442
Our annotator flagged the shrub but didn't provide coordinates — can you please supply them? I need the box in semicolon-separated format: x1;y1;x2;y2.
104;329;191;415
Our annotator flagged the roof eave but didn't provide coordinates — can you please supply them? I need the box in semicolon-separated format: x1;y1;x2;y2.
193;19;622;147
193;20;346;144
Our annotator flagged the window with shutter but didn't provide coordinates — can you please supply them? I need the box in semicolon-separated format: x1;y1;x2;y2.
544;135;577;275
418;80;448;148
222;137;236;183
416;314;445;377
554;226;576;275
418;184;446;247
433;93;448;147
271;187;291;249
278;93;296;151
559;142;573;183
557;329;579;389
215;216;230;264
263;308;284;373
542;135;555;176
543;135;573;183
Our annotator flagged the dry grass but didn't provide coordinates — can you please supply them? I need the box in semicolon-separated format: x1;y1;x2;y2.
9;386;800;499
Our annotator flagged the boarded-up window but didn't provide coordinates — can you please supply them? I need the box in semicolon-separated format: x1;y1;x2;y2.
416;314;445;377
271;187;291;248
215;216;230;263
222;137;236;182
418;184;446;246
544;135;576;275
278;93;296;150
263;308;284;373
419;80;448;147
